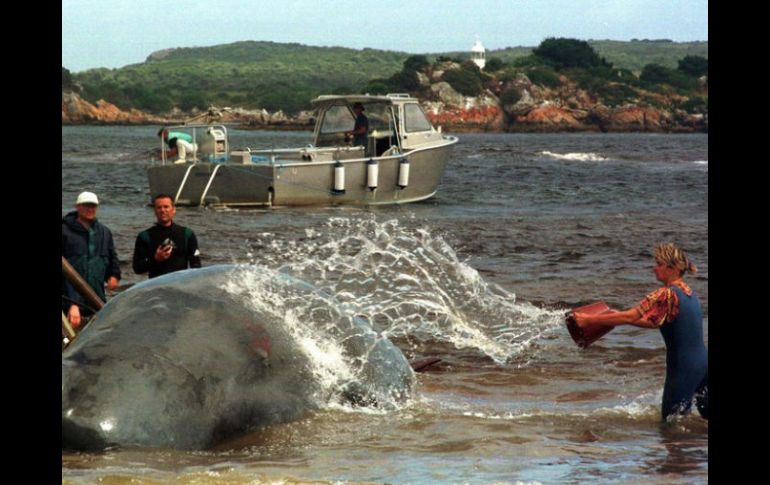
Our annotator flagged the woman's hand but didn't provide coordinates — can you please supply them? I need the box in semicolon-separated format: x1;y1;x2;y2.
572;311;590;328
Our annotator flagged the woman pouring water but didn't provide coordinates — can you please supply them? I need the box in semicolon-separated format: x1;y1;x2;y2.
572;242;708;421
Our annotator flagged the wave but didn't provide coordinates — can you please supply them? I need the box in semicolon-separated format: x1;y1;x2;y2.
538;151;609;162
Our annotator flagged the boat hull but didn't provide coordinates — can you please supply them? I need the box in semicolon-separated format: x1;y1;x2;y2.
147;140;455;207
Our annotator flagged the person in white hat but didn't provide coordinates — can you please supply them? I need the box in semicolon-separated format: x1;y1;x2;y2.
62;191;121;328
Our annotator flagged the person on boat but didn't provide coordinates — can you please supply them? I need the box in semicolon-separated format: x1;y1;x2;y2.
62;191;121;329
157;127;197;164
132;194;202;279
345;102;369;147
572;242;708;422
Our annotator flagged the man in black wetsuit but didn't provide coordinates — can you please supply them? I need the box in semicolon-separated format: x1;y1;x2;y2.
345;102;369;147
132;194;202;279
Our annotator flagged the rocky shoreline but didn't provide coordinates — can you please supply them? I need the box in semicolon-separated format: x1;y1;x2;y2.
62;66;707;133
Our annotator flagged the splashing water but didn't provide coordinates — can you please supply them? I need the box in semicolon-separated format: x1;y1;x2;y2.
246;216;564;365
221;265;412;411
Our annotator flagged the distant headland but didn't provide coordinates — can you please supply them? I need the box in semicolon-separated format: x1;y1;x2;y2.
62;38;707;133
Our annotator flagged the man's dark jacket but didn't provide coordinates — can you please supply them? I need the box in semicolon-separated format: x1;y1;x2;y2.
61;211;121;313
132;222;201;278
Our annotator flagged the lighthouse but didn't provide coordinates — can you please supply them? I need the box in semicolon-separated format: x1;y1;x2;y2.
471;37;486;70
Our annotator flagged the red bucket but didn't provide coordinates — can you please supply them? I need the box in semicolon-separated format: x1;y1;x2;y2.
565;301;615;348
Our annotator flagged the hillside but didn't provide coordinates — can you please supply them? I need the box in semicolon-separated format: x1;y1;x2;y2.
74;41;411;114
69;39;707;115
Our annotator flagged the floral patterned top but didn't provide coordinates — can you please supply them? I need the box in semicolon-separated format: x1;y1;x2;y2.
635;280;693;327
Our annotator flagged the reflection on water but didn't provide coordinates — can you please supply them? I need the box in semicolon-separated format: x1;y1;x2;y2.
644;424;709;476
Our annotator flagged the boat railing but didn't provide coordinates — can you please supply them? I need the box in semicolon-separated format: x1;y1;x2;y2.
173;164;198;204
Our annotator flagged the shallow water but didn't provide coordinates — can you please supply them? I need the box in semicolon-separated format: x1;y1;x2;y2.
62;127;707;484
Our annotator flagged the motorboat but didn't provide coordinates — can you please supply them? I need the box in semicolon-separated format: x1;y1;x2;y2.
146;94;458;207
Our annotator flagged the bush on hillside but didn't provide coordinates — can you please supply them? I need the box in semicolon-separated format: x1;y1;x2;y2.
640;64;697;91
389;69;421;92
484;57;506;72
499;87;522;107
533;38;609;70
595;83;637;107
403;55;429;73
179;92;210;112
677;55;708;77
442;67;483;96
678;96;708;114
511;55;546;69
362;79;392;95
62;67;75;91
526;66;561;88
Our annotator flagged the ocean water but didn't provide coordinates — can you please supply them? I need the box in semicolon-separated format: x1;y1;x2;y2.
62;126;708;484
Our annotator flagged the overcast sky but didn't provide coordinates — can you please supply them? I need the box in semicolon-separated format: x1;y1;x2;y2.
62;0;708;72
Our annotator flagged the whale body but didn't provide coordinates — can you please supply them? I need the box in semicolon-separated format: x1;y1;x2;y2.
62;264;414;450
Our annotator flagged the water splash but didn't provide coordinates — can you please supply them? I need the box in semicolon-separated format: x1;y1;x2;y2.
246;216;564;364
221;265;411;411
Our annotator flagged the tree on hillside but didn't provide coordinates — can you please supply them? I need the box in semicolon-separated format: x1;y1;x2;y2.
403;55;429;73
640;63;696;90
677;55;708;77
62;67;75;91
442;62;484;96
532;38;610;70
484;57;506;72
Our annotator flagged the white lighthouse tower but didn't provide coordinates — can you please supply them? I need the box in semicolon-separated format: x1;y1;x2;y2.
470;36;486;70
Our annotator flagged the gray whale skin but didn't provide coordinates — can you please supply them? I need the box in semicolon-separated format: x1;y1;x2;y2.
62;264;414;450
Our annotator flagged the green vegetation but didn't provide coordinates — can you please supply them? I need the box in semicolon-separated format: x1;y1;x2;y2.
441;61;489;96
67;39;708;115
62;67;76;92
363;55;427;95
479;39;707;73
532;38;610;70
74;41;410;114
678;55;708;77
499;87;522;107
525;66;562;89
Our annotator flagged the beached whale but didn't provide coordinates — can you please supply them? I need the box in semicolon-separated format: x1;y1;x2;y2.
62;264;414;450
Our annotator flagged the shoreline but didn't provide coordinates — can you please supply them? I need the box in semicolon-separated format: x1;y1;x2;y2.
61;121;707;134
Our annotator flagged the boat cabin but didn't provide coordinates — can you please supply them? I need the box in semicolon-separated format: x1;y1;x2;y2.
311;94;444;158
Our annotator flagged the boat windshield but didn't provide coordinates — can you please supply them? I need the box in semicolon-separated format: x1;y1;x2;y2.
404;103;433;132
316;102;397;147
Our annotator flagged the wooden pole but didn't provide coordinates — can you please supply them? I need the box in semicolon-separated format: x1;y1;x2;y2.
61;256;104;312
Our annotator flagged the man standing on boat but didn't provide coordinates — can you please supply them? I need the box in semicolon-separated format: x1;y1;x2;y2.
132;194;202;279
62;191;121;329
345;102;369;147
157;127;197;164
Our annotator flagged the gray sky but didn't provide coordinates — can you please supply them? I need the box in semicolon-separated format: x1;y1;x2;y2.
62;0;708;72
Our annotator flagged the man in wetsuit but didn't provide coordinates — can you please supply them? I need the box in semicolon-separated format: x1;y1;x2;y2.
132;194;202;279
573;242;708;421
345;102;369;147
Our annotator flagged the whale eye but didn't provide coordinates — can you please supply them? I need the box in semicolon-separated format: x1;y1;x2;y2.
243;322;271;358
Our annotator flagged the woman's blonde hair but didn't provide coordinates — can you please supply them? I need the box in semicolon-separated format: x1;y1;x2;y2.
654;242;697;275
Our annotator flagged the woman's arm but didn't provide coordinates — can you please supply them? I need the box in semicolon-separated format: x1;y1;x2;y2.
573;307;658;329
